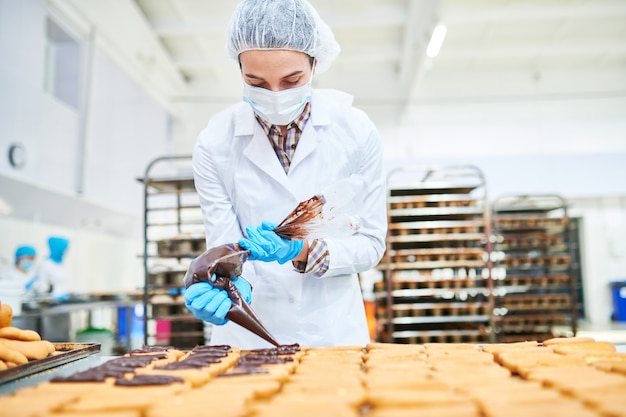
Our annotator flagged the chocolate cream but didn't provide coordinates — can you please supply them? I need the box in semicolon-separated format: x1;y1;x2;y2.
115;374;184;386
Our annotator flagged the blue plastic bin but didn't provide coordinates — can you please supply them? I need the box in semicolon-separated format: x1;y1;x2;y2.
610;281;626;322
117;304;145;347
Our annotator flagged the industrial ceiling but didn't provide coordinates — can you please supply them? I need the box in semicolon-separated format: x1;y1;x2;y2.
49;0;626;140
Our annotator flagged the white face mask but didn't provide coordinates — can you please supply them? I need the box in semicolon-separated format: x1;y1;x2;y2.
242;77;312;126
19;260;34;272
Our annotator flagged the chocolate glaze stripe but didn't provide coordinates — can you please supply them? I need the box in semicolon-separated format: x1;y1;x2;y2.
179;357;223;365
127;352;169;360
247;343;301;355
187;351;229;358
129;345;178;354
154;362;212;370
191;344;232;352
51;359;157;383
51;370;115;383
235;354;297;367
107;356;164;368
115;374;184;386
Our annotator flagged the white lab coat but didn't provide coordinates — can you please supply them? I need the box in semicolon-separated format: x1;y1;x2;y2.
37;259;69;298
192;89;387;349
0;267;30;289
0;267;45;298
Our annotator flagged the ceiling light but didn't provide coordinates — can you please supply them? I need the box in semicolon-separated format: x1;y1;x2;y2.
426;23;447;58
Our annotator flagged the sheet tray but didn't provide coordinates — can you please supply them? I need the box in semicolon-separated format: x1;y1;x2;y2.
0;342;101;385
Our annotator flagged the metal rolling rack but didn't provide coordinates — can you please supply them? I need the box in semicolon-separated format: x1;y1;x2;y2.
491;194;578;342
375;165;495;344
140;155;207;349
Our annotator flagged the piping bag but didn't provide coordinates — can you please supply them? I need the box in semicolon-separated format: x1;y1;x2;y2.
183;175;365;346
183;242;280;346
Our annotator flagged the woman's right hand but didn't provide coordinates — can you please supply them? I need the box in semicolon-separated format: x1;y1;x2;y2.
184;282;231;325
183;278;252;325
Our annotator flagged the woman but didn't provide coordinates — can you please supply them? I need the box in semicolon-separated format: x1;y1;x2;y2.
185;0;387;349
0;245;36;288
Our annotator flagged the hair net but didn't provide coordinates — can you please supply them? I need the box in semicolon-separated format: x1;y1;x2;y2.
48;236;69;263
226;0;340;73
15;245;36;262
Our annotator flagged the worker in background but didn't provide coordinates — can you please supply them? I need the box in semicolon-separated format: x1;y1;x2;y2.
185;0;387;349
37;236;70;301
0;245;39;294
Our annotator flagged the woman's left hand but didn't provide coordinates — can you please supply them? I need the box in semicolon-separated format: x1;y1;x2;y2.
238;221;304;264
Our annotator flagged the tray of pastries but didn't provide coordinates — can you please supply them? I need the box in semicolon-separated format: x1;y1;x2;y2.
0;301;101;384
0;342;101;385
1;337;625;416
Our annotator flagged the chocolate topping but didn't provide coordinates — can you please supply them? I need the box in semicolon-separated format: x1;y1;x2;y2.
51;370;111;383
179;356;223;365
248;343;301;355
229;343;300;368
278;343;301;353
51;340;302;385
191;344;232;352
115;374;184;386
51;359;147;382
236;355;292;366
129;345;177;354
127;352;169;360
189;351;228;358
52;354;170;383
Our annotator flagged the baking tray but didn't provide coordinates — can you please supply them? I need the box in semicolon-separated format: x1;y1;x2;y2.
389;206;484;217
0;343;101;385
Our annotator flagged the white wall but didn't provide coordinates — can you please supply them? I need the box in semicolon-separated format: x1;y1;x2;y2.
83;50;176;214
570;196;626;324
0;0;79;191
381;95;626;192
0;0;173;293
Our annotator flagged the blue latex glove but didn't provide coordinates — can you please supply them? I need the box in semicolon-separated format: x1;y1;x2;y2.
232;277;252;304
54;293;71;302
238;221;304;264
24;275;39;291
184;277;252;325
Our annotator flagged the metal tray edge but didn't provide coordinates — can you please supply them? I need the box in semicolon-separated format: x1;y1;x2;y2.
0;343;101;385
